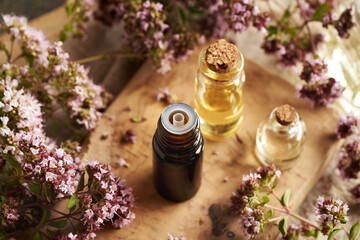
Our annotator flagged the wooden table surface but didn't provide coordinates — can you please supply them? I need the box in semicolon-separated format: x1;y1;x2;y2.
81;45;340;239
0;7;341;239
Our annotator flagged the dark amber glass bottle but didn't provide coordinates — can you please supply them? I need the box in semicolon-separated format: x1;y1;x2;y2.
152;103;204;202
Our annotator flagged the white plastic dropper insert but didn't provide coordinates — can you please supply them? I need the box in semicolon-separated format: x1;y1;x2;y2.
161;103;197;135
173;113;185;126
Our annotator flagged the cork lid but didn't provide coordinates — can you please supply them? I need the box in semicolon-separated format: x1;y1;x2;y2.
275;104;297;126
205;39;240;73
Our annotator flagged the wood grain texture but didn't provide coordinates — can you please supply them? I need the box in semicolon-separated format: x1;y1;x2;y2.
81;45;340;239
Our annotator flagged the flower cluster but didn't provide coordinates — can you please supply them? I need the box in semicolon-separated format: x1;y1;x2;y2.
230;165;360;239
335;8;355;39
0;76;43;138
1;14;111;131
297;76;344;107
230;164;280;215
17;131;79;198
336;136;360;179
62;0;95;40
68;0;269;74
156;87;177;105
78;160;135;236
262;33;323;67
281;223;319;240
335;113;360;139
314;196;349;234
1;15;50;61
351;184;360;204
0;198;20;228
168;233;186;240
0;14;133;239
230;172;261;214
261;0;353;106
296;57;344;107
239;207;266;239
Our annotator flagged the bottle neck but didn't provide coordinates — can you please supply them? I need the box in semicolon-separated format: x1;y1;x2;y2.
154;118;203;163
198;48;244;82
267;109;300;135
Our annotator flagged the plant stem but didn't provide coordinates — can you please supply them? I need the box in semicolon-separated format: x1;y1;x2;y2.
16;201;47;209
46;209;82;224
269;188;282;203
288;212;320;230
76;51;145;64
269;216;288;222
9;38;14;62
341;224;350;237
11;53;24;63
264;204;288;214
0;174;32;182
48;207;79;221
295;0;316;53
39;230;50;240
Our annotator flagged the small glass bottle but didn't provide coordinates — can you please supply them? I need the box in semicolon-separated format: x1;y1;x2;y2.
255;104;306;168
152;103;204;202
195;39;245;141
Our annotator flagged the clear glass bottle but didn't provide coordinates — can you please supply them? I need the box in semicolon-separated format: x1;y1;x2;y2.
194;40;245;141
152;103;204;202
255;104;306;168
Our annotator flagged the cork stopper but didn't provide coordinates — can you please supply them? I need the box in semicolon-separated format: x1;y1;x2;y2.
205;39;240;73
275;104;297;126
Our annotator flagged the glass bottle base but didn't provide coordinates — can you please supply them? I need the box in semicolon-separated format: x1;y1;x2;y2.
254;145;299;169
199;116;243;141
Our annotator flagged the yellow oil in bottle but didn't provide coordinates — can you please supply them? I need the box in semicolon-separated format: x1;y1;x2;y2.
194;41;245;141
195;77;244;141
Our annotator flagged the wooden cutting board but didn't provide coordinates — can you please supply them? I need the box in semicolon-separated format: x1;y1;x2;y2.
81;45;340;239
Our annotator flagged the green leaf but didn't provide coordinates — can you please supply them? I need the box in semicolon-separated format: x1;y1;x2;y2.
43;183;52;202
77;172;85;192
350;219;360;240
312;3;330;21
28;68;40;82
46;229;55;238
272;182;278;189
64;24;73;32
178;7;189;26
266;209;273;218
69;205;76;213
25;54;34;67
267;25;278;35
67;194;79;209
281;188;291;207
48;219;67;228
281;8;290;24
261;195;270;206
2;153;21;173
340;217;347;224
314;230;320;238
51;120;59;135
28;184;41;196
279;217;288;236
327;228;340;240
65;2;75;15
188;6;204;15
285;26;300;39
59;32;68;42
0;196;6;203
33;231;42;240
38;208;50;228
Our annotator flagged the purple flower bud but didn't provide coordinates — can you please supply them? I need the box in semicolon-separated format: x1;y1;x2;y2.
314;196;349;234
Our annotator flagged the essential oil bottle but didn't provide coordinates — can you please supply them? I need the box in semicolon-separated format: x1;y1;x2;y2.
255;104;306;169
195;39;245;141
152;103;204;202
